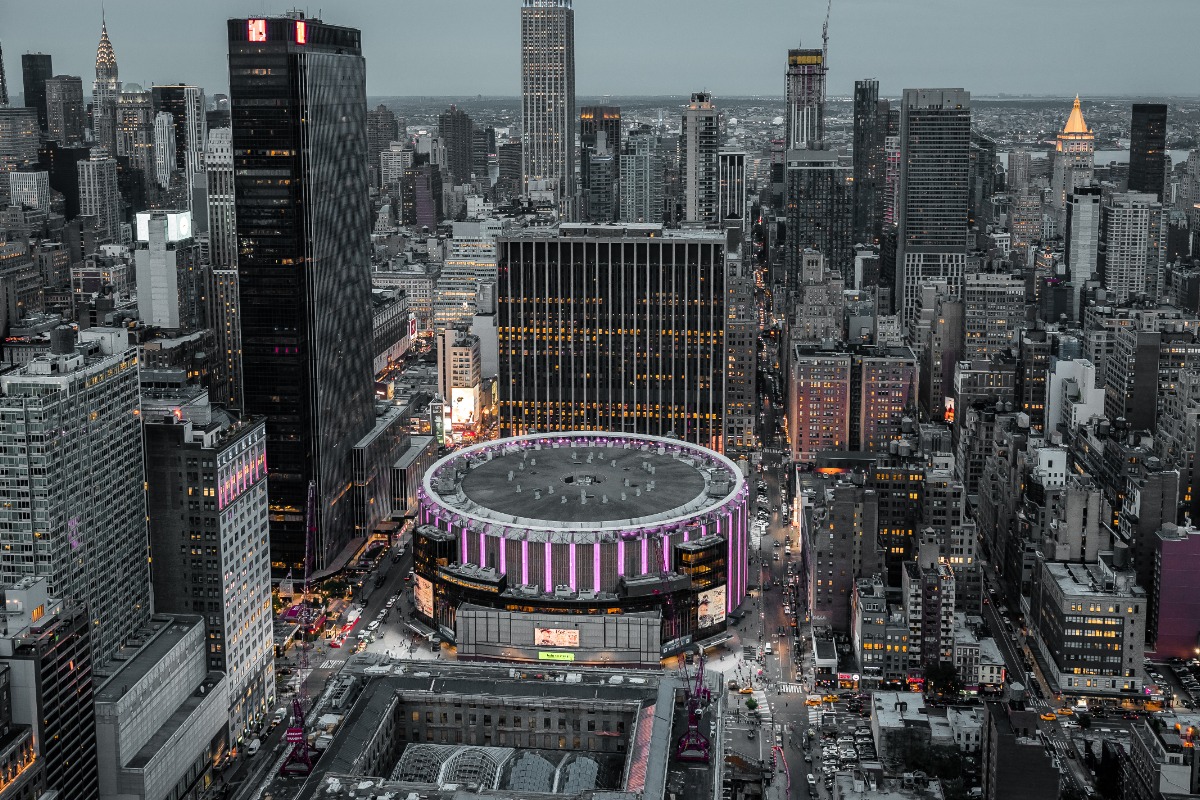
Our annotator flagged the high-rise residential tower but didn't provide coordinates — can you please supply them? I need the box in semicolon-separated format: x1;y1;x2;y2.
438;104;474;185
520;0;575;214
580;106;621;222
151;84;207;176
1066;185;1103;319
20;53;53;134
1098;191;1166;304
896;89;971;327
785;48;826;150
1128;103;1168;200
0;328;151;668
718;150;747;231
228;14;376;572
619;125;664;224
43;75;86;146
206;128;242;409
92;19;120;155
682;91;719;224
1050;96;1094;228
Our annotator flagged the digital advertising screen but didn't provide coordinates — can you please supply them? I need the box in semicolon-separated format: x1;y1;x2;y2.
415;575;434;619
697;585;727;629
534;627;580;648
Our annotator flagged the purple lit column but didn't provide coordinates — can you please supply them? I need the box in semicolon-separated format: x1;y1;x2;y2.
544;541;553;591
569;543;577;591
522;539;529;585
593;542;601;593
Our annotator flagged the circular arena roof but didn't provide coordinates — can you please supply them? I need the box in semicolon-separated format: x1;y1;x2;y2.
422;432;745;532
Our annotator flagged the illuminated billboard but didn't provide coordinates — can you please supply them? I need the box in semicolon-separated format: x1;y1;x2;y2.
539;651;575;662
534;628;580;648
415;575;434;619
697;585;727;629
451;387;478;427
135;211;192;243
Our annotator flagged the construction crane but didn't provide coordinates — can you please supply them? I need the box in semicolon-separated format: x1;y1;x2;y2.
675;653;713;763
281;480;319;775
821;0;832;60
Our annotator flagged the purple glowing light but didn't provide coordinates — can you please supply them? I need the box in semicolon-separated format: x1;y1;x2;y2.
569;542;577;590
479;531;487;568
618;540;625;576
500;537;507;576
593;542;601;593
522;540;529;585
641;538;648;575
662;534;669;572
544;542;553;591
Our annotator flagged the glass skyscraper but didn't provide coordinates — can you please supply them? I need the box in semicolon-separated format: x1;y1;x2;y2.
1128;103;1167;200
228;14;375;572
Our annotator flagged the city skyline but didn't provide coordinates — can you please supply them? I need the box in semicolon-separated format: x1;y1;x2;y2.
1;0;1198;99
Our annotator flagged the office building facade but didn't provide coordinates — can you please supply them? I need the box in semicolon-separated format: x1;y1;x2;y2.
619;125;664;223
43;75;86;146
498;223;741;453
896;89;971;327
1128;103;1167;199
20;54;52;135
142;400;273;740
77;147;121;242
520;0;575;211
228;14;376;572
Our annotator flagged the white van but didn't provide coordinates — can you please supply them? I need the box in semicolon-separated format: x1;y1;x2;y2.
246;738;262;757
764;643;773;655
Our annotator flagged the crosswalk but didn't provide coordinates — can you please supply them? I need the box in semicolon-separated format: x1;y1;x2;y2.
317;659;340;670
778;683;806;694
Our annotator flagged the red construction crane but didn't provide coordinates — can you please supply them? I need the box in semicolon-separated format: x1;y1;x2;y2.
676;653;712;762
281;480;319;775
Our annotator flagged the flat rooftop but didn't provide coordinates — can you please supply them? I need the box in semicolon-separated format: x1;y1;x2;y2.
95;615;203;699
429;434;741;529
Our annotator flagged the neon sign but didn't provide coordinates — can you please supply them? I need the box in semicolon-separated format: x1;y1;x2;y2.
295;21;307;44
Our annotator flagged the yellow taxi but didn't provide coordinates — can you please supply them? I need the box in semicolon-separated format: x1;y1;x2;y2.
1057;707;1074;716
1040;712;1057;721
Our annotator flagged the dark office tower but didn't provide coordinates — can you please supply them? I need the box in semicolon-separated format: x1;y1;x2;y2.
580;105;621;177
1128;103;1168;199
498;223;740;453
366;103;399;187
580;132;617;222
37;141;90;218
969;129;998;229
402;162;444;229
92;19;120;155
21;54;53;134
228;14;376;572
44;75;86;145
896;89;971;329
497;139;522;196
0;42;7;107
785;48;826;149
521;0;575;213
438;104;474;184
852;79;884;246
471;126;496;183
784;151;854;284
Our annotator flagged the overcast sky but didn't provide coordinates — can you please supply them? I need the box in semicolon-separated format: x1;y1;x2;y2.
3;0;1196;99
